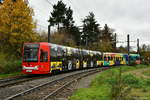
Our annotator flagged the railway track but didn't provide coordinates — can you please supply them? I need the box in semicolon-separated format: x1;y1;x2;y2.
42;69;101;100
0;75;50;88
0;75;26;83
3;67;108;100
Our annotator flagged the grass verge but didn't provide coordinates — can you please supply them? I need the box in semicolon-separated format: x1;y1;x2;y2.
70;65;150;100
0;72;22;79
142;69;150;76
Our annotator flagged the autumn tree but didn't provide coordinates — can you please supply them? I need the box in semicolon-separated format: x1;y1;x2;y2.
82;12;100;46
0;0;39;56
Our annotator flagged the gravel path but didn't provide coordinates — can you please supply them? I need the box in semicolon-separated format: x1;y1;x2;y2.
49;72;101;100
75;72;100;89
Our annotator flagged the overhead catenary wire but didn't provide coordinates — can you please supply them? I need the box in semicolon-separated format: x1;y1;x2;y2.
46;0;53;6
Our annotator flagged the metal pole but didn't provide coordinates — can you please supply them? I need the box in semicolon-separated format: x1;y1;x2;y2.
137;38;140;54
48;25;51;43
127;34;130;65
114;33;117;50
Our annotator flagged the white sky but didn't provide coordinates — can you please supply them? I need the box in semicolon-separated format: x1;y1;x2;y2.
28;0;150;49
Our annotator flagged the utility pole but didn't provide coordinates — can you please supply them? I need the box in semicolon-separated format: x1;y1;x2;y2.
78;26;83;47
114;33;117;50
127;34;130;65
48;24;51;43
137;38;140;54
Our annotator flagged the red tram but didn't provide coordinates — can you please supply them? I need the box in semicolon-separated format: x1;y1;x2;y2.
22;42;140;74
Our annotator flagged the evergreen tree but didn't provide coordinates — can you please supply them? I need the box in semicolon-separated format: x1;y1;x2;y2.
63;7;74;28
48;0;80;46
0;0;39;56
63;6;80;45
101;24;113;42
82;12;100;46
100;24;116;51
69;26;81;45
48;0;67;30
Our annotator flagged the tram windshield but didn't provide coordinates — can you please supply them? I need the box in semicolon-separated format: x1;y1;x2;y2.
23;44;39;62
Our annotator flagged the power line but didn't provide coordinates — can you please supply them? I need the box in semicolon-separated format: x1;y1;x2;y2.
46;0;53;6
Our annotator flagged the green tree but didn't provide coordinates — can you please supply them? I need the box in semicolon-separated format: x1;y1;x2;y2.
48;0;67;30
100;24;116;52
140;44;150;64
63;6;80;46
63;7;74;28
101;24;114;42
68;26;81;46
0;0;39;56
82;12;100;46
48;0;80;46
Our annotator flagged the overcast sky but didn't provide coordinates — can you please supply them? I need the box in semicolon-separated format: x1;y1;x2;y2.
29;0;150;49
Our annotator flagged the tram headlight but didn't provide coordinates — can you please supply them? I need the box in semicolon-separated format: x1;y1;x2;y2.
23;66;26;70
34;66;39;70
22;66;39;70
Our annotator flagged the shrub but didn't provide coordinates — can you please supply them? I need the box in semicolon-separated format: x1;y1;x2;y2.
0;52;22;74
145;78;150;85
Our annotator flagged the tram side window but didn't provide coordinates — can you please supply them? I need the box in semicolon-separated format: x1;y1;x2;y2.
136;56;140;60
57;47;63;56
110;56;113;60
117;57;119;61
108;56;110;61
100;55;103;60
72;49;77;58
66;48;73;59
116;57;118;61
96;54;100;60
62;49;65;57
57;47;63;60
50;48;57;61
104;56;107;61
113;57;115;61
40;50;48;62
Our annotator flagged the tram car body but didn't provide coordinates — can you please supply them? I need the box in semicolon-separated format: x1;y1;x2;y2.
22;42;140;74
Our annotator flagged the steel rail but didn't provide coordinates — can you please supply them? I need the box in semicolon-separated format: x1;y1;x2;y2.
4;68;102;100
42;69;100;100
0;75;26;83
0;75;50;88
